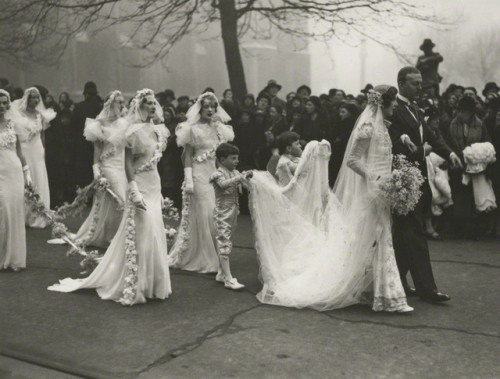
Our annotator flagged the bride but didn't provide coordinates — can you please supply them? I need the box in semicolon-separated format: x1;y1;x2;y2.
249;85;413;313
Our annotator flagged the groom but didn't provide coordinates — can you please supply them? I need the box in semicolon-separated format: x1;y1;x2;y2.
389;66;462;303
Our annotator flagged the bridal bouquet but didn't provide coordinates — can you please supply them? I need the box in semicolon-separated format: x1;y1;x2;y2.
463;142;496;174
378;155;424;216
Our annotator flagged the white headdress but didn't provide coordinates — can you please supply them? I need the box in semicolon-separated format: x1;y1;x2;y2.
126;88;163;123
0;89;11;103
184;92;231;124
11;87;56;123
96;90;126;121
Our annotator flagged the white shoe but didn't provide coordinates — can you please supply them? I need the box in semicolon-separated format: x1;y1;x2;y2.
396;305;414;313
224;278;245;290
215;272;225;283
47;238;67;245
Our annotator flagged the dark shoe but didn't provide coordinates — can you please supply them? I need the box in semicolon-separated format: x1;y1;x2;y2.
404;286;418;297
420;291;451;303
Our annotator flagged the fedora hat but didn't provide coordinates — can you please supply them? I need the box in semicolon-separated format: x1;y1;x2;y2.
420;39;436;51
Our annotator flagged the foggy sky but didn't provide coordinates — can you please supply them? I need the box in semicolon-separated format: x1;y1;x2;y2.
310;0;500;95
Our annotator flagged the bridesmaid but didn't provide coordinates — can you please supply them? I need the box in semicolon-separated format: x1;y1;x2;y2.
72;90;128;247
169;92;234;274
10;87;56;228
49;89;171;305
0;90;31;270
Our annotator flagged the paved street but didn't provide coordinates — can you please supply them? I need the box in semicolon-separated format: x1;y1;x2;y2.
0;214;499;378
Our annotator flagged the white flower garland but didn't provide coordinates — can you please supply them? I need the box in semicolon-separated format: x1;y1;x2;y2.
135;124;168;174
119;195;138;306
0;120;17;149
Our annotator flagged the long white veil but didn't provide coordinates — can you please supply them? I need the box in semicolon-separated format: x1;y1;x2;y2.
248;88;394;311
10;87;56;126
184;92;231;124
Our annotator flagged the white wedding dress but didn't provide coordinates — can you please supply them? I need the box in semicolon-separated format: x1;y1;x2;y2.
249;102;412;312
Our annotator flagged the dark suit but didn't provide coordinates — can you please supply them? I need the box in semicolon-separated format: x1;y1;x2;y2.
71;96;102;189
389;96;452;295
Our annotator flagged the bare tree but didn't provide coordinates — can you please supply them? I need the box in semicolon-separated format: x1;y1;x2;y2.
0;0;441;99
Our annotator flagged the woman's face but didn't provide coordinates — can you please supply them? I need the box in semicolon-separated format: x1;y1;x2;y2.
46;94;54;104
200;99;216;121
240;113;250;123
28;93;40;109
269;106;279;118
291;98;301;108
163;108;172;123
59;93;68;103
305;101;315;114
243;97;253;107
140;95;157;120
448;95;457;108
286;92;296;103
224;90;233;101
257;97;269;110
0;95;10;115
114;95;126;115
339;107;351;120
382;99;397;118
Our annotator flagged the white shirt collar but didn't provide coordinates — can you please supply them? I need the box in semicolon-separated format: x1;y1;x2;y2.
397;93;411;104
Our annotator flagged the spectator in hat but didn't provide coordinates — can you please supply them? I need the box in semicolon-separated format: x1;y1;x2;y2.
164;89;176;107
159;106;183;208
265;79;286;109
70;81;103;191
256;93;271;114
220;89;240;122
360;84;374;95
448;96;492;239
176;95;190;115
296;85;312;101
416;39;443;93
482;82;500;101
300;96;331;143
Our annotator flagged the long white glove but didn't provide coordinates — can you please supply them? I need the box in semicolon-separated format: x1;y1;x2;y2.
22;165;32;186
129;181;146;210
184;167;194;194
92;163;102;180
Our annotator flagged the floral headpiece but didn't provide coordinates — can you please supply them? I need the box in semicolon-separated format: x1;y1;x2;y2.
197;92;218;104
0;89;11;103
103;90;122;109
367;90;383;106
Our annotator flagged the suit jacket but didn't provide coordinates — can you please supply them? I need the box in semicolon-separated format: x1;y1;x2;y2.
389;97;452;178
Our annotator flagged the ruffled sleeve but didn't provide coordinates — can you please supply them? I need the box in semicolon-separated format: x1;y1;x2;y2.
175;122;193;148
125;123;149;155
156;124;170;152
216;122;235;143
83;118;105;142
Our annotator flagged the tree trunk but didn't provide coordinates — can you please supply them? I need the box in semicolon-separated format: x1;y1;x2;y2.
218;0;247;101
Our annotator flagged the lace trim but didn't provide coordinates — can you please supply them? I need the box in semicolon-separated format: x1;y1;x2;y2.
0;120;17;149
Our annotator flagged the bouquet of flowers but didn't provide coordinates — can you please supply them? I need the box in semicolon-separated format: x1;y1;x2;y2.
162;197;179;246
378;154;425;216
463;142;496;174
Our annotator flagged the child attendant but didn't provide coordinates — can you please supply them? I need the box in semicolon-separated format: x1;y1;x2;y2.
210;143;253;290
275;131;302;186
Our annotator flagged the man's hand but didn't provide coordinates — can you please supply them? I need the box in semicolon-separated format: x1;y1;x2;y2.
402;135;417;154
449;152;463;169
423;142;432;156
